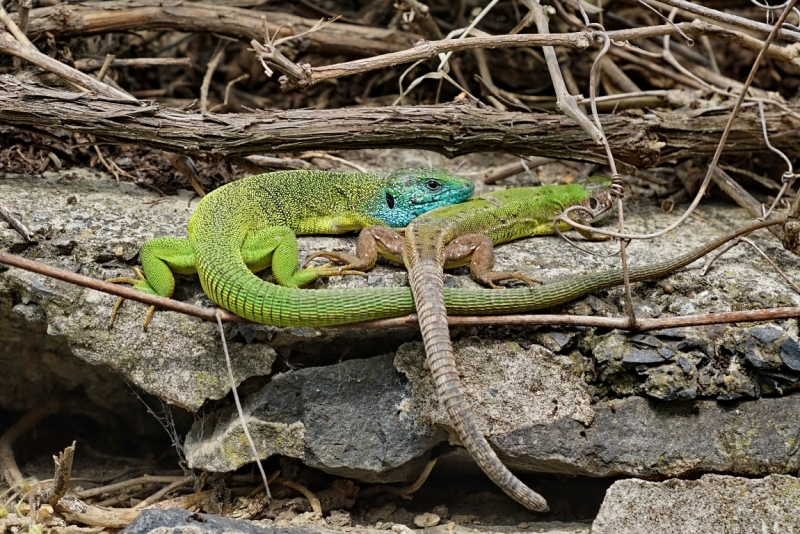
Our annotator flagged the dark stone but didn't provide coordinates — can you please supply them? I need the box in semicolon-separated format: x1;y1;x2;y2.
759;375;784;396
11;302;46;323
780;338;800;371
121;508;328;534
185;353;445;482
677;357;692;375
652;328;685;340
550;332;572;350
658;348;675;359
52;237;77;255
623;348;665;364
631;335;662;348
676;339;702;352
750;326;782;344
745;339;772;369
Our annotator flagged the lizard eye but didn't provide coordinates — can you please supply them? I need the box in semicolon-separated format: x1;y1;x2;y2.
589;197;599;210
425;180;442;191
386;192;395;209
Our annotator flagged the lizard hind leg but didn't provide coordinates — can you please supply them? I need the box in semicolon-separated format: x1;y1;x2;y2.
106;268;158;330
444;234;542;289
106;237;196;330
302;226;406;282
240;226;360;289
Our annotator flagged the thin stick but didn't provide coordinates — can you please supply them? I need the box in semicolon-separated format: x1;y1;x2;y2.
525;0;603;143
0;4;33;48
342;306;800;331
266;22;701;89
484;158;554;184
133;476;194;509
208;73;249;113
75;57;192;71
74;475;191;499
215;313;272;503
399;458;437;496
653;0;800;41
0;30;133;100
200;40;227;113
16;0;31;37
95;54;115;83
277;479;321;514
0;202;34;241
299;152;368;173
33;441;76;507
0;251;249;325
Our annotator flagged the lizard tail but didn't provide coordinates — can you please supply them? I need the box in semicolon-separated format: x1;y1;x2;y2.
409;260;550;513
195;248;416;326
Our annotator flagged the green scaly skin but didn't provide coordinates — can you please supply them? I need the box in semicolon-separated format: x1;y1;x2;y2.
108;169;474;327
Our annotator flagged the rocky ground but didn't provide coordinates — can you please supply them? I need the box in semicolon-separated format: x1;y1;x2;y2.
2;151;800;532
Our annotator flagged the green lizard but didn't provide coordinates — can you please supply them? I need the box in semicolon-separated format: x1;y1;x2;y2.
107;168;475;328
307;181;615;512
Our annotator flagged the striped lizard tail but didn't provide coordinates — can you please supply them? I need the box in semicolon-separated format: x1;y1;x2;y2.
409;260;550;512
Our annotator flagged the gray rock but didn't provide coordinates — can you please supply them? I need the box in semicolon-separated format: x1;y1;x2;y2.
395;339;596;443
592;474;800;534
493;395;800;477
185;353;446;482
0;170;409;411
640;364;697;400
121;508;336;534
750;326;783;344
780;337;800;371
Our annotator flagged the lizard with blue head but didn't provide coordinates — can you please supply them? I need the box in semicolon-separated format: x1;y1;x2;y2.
107;168;474;328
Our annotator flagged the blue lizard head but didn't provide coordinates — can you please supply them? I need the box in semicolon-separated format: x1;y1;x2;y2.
370;168;474;227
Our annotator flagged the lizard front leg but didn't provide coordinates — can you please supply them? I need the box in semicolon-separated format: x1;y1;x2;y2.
443;234;541;288
303;225;406;278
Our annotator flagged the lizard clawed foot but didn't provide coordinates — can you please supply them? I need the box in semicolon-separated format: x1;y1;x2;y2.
310;266;369;279
303;251;353;268
106;268;156;330
303;251;372;279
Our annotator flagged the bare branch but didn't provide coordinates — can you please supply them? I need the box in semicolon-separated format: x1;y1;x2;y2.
20;0;419;57
1;77;798;168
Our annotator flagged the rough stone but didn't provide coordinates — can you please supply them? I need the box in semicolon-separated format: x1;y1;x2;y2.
780;337;800;371
185;353;445;482
413;513;440;528
0;171;284;410
121;508;337;534
395;339;596;442
592;474;800;534
494;395;800;477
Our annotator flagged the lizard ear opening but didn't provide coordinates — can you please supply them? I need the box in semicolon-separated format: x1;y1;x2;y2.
386;192;395;209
